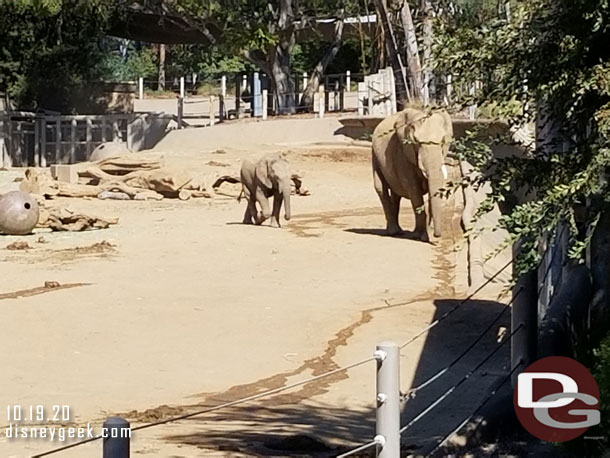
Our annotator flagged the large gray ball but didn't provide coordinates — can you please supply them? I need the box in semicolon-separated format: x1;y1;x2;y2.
0;191;40;235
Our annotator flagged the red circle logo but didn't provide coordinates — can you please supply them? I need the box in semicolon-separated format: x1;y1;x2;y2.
513;356;600;442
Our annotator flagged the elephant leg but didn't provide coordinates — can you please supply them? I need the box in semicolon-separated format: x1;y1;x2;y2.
243;197;257;224
373;162;402;235
270;193;283;228
255;187;271;225
410;192;429;242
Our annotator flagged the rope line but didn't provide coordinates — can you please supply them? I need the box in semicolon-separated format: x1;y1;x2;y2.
402;286;523;400
32;356;376;457
336;439;380;458
399;322;523;435
399;259;513;349
425;358;524;457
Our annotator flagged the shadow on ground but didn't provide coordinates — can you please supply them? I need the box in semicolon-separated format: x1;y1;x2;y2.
155;297;510;456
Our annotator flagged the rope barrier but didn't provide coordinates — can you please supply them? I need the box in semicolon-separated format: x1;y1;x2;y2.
399;322;524;435
425;358;524;457
399;259;513;349
402;285;523;400
336;438;381;458
32;356;376;457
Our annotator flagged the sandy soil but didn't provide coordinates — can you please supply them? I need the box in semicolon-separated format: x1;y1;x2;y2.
0;117;509;457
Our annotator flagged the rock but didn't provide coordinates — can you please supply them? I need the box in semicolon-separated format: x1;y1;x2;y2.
90;142;131;162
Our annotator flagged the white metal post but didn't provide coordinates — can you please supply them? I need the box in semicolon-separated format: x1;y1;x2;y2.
318;86;325;119
346;70;351;92
302;72;308;90
375;341;400;458
180;77;185;99
468;83;476;120
138;77;144;100
262;89;268;120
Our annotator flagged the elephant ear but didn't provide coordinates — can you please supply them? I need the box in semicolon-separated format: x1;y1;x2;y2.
394;109;426;145
256;158;273;189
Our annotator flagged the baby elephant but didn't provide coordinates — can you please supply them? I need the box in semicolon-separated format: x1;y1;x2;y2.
240;153;292;227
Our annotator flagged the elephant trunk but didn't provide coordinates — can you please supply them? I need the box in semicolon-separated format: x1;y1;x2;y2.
420;148;444;238
283;185;291;221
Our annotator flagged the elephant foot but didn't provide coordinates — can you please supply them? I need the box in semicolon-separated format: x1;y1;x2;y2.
386;225;403;237
270;218;281;228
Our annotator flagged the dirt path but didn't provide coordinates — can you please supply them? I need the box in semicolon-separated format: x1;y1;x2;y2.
0;118;509;457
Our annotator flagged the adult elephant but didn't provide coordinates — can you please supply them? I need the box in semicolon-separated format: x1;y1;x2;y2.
372;107;453;241
240;153;292;227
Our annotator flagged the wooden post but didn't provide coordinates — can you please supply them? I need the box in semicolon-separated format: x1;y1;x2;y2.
242;74;247;91
318;86;325;118
70;119;77;164
235;76;241;119
112;118;120;141
358;82;366;116
86;118;93;159
209;96;216;126
126;119;132;151
55;118;61;164
138;77;144;100
346;70;351;92
177;97;184;129
262;89;268;120
180;76;185;98
302;72;308;90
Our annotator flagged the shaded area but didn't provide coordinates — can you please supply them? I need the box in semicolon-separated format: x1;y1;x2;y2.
400;298;510;454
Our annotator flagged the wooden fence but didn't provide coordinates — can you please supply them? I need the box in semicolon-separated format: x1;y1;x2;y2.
1;111;172;168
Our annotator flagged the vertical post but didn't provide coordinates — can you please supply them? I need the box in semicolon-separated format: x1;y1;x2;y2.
445;74;453;104
346;70;351;92
375;341;400;458
192;72;198;88
318;86;325;119
209;96;216;126
138;77;144;100
40;118;46;167
126;120;132;151
358;82;366;116
235;76;241;119
180;76;185;99
70;119;77;164
33;117;40;167
468;83;476;120
242;74;248;92
177;97;184;129
55;119;61;165
511;241;538;386
112;118;120;141
252;72;262;117
262;89;268;120
302;72;308;90
102;417;130;458
86;118;93;159
220;75;227;121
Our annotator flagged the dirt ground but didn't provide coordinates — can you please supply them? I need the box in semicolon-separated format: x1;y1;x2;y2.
0;117;510;457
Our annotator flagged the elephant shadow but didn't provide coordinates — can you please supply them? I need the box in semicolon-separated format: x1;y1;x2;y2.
344;228;435;244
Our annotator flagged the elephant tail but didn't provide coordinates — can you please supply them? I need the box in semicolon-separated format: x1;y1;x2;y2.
237;189;244;202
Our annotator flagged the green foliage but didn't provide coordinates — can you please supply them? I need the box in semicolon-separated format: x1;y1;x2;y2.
0;0;119;111
436;0;610;275
100;40;157;81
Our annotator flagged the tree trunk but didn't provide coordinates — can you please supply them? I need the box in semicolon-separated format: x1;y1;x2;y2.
374;0;410;105
299;17;344;111
269;0;296;115
269;45;296;115
158;43;166;91
399;0;424;103
422;0;434;106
